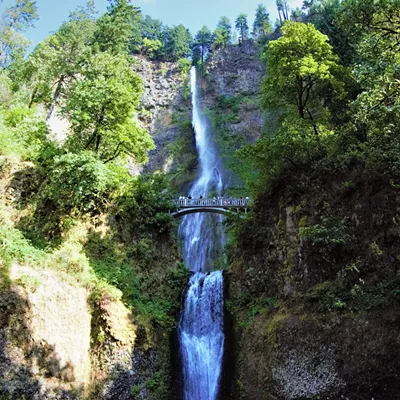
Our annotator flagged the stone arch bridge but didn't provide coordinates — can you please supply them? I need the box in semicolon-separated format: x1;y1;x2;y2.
170;198;250;219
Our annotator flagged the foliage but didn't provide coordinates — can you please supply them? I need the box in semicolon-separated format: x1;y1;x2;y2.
262;21;339;125
140;15;164;42
193;25;212;65
94;0;142;55
303;0;354;65
130;15;193;62
0;105;49;159
235;14;249;43
0;0;38;69
213;17;232;49
340;0;400;131
253;4;273;37
177;57;191;76
42;152;108;213
299;218;354;246
62;52;154;163
141;37;162;58
163;24;192;61
25;18;96;116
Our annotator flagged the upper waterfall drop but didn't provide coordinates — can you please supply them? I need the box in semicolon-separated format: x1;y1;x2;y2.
178;66;225;273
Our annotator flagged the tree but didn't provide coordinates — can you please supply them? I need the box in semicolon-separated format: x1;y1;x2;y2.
68;0;97;21
0;0;38;68
141;37;162;58
62;53;154;163
94;0;142;54
193;26;212;65
253;4;273;37
235;14;249;44
141;15;164;41
191;46;202;66
262;22;339;129
276;0;290;25
291;8;304;21
130;14;164;55
26;17;96;118
164;24;192;61
213;16;232;49
306;0;353;65
341;0;400;131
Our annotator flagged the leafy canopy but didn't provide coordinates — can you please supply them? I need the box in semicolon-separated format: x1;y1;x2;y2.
262;21;339;121
164;24;192;61
193;26;212;65
26;17;96;116
62;52;154;163
213;17;232;49
0;0;38;68
253;4;273;36
94;0;142;54
235;14;249;43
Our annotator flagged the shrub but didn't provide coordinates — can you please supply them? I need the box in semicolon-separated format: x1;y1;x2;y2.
0;106;49;160
43;152;108;213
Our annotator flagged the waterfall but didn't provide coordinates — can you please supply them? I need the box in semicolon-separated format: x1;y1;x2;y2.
178;67;225;400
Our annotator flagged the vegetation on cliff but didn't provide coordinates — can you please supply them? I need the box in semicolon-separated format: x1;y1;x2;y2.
226;1;400;398
2;0;400;398
0;1;189;398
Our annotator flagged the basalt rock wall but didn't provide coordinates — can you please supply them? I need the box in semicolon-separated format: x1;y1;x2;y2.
227;168;400;400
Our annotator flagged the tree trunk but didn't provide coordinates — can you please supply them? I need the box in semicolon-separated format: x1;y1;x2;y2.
46;78;63;121
278;10;283;25
95;134;101;153
28;87;38;109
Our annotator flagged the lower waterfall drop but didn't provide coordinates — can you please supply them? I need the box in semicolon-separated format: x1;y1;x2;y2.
178;66;226;400
179;272;224;400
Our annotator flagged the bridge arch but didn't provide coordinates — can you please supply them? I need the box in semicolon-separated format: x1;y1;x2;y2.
171;207;239;219
170;198;250;219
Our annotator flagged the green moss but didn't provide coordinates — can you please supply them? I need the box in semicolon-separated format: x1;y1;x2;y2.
265;309;289;341
277;217;285;231
305;275;400;314
299;216;308;228
284;247;298;274
205;94;256;182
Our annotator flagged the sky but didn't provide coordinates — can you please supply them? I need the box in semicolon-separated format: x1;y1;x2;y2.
1;0;304;46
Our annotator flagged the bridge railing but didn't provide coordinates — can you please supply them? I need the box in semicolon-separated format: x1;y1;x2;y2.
173;198;250;208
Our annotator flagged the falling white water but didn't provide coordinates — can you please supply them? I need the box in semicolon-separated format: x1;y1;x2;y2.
178;67;225;400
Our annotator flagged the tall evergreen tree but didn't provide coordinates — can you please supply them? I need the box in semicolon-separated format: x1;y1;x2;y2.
235;14;249;43
213;16;232;49
141;15;163;41
164;24;192;61
94;0;141;54
253;4;273;36
194;25;212;64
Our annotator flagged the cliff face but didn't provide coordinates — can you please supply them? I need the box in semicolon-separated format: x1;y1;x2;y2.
202;41;265;185
193;40;400;400
0;157;187;400
227;168;400;399
137;43;266;189
133;57;197;189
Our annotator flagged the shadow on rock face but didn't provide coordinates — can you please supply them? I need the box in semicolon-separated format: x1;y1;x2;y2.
0;281;84;400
